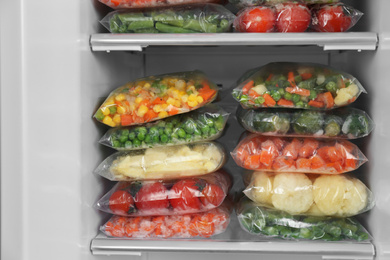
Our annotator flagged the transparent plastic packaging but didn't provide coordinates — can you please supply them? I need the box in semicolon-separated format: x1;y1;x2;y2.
237;197;372;241
231;134;367;174
237;107;374;139
98;0;226;10
95;171;230;216
95;142;226;181
100;104;229;151
100;5;236;34
100;205;231;238
243;171;374;217
94;71;219;127
310;3;363;32
229;0;338;9
232;62;366;110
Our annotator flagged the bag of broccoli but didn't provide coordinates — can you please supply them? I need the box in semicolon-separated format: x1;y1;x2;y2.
237;197;372;241
232;62;366;110
237;107;374;139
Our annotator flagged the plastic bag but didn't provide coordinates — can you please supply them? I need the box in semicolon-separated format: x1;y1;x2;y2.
231;134;367;174
310;3;363;32
94;71;218;127
99;104;229;151
98;0;226;10
234;3;312;33
232;62;366;110
237;197;372;241
229;0;338;9
243;171;374;217
95;142;226;181
95;171;230;216
101;5;236;34
237;107;374;139
100;205;231;238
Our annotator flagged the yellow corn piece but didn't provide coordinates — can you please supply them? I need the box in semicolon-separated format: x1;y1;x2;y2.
188;94;197;102
197;96;204;104
172;89;180;99
135;97;143;104
181;94;189;103
101;106;110;116
144;83;151;89
167;97;176;106
113;114;121;124
158;111;168;118
115;93;126;102
103;116;114;125
153;105;163;113
175;80;186;90
161;104;168;110
137;105;149;117
117;106;126;114
188;101;198;108
174;100;181;108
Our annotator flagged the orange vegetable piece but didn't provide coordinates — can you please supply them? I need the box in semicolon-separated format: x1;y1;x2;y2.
112;225;125;237
344;158;357;170
152;97;165;105
310;155;326;170
296;158;312;170
270;137;285;151
111;0;121;6
168;106;179;116
299;139;319;158
132;115;144;124
282;138;302;160
244;154;261;169
198;88;216;102
277;98;294;107
197;221;215;238
348;96;357;104
317;92;334;109
263;93;276;107
144;110;158;122
288;71;296;86
266;74;274;82
260;150;274;168
272;156;296;171
121;114;133;126
242;80;254;95
308;100;325;108
301;73;313;80
286;87;310;97
249;89;260;98
317;146;343;164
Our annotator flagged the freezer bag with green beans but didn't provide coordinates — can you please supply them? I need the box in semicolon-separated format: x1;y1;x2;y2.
237;107;374;139
98;0;226;10
232;62;366;110
99;104;229;151
94;142;226;181
237;197;372;241
243;171;374;217
101;4;236;34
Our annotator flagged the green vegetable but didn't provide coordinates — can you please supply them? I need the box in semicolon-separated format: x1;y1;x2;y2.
127;20;154;31
155;22;197;33
324;115;342;137
292;111;324;134
252;113;290;134
183;19;217;33
94;109;105;121
342;114;370;137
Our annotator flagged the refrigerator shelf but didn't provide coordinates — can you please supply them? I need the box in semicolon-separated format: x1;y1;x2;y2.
90;32;378;52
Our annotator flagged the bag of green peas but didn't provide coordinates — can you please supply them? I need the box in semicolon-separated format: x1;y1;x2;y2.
99;104;229;151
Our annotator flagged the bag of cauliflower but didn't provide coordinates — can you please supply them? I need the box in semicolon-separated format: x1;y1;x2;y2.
232;62;366;110
231;134;367;174
237;197;372;241
94;142;226;181
243;171;375;217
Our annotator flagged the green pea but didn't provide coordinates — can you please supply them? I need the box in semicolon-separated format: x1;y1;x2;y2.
121;129;130;136
292;94;301;103
296;101;305;108
170;118;179;126
264;226;279;236
133;139;141;147
177;128;186;138
152;135;159;143
128;132;136;140
160;134;168;143
144;134;151;144
326;81;337;94
113;140;121;148
271;92;281;102
119;135;128;143
309;90;318;100
137;126;147;134
185;134;192;142
158;128;164;136
278;88;285;95
171;133;178;140
124;141;132;148
137;132;145;141
255;96;265;104
209;128;217;136
284;92;292;101
166;122;174;129
201;125;210;135
194;128;202;136
164;128;173;136
94;109;105;121
149;127;159;136
299;228;313;239
109;106;117;115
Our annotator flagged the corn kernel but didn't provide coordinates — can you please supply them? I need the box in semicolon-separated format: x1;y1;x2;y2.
167;97;176;105
103;116;113;125
158;111;168;118
197;96;204;104
188;94;197;102
162;104;168;110
188;101;198;108
107;97;115;103
101;106;110;116
175;80;186;90
181;94;188;103
135;97;143;104
105;100;115;106
172;89;180;99
153;105;163;113
113;114;121;124
117;106;126;114
115;93;126;102
174;100;181;107
137;105;149;117
144;83;151;89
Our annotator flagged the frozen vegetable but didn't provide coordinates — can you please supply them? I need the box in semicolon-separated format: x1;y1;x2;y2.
237;197;371;241
234;3;311;33
101;5;235;34
232;62;365;110
244;171;374;217
238;107;374;139
310;3;363;32
94;142;226;181
101;205;230;238
94;71;218;127
98;0;226;9
229;0;338;9
231;134;367;174
95;171;230;216
100;104;229;150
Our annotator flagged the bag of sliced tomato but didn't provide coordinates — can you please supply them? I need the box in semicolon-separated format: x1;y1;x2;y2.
231;133;367;174
94;71;218;127
95;170;231;216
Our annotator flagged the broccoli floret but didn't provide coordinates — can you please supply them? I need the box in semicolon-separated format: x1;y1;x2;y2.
292;111;324;135
342;114;370;137
324;115;343;137
252;113;290;134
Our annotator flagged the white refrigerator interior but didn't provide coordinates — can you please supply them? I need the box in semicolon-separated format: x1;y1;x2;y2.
1;0;390;260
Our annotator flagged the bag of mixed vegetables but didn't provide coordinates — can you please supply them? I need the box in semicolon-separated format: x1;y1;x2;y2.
94;71;218;127
237;107;374;139
100;104;229;150
101;5;235;34
237;197;372;241
243;171;374;217
94;142;226;181
98;0;226;10
95;171;230;216
232;62;366;110
231;134;367;174
101;203;231;238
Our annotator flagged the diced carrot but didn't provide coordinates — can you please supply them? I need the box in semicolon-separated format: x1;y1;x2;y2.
105;221;114;232
299;139;319;158
282;138;302;160
308;100;325;108
317;146;343;163
244;154;261;169
144;110;158;122
277;98;294;107
132;115;144;124
248;88;260;98
286;87;310;97
111;0;121;6
235;147;249;164
270;137;285;151
197;222;215;238
310;155;326;170
338;78;346;89
198;88;216;102
288;71;296;86
121;114;133;126
154;223;162;236
152;97;165;105
272;156;296;171
301;73;313;80
326;162;343;173
168;106;179;116
344;158;357;170
260;150;274;168
263;93;276;107
242;80;254;95
296;158;312;170
139;99;151;108
348;96;357;104
112;225;125;237
115;100;123;106
317;92;334;109
266;74;274;81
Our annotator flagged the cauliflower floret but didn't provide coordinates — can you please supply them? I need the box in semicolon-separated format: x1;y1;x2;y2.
305;203;324;216
251;84;268;95
271;172;314;214
247;171;274;206
313;175;368;217
334;84;359;107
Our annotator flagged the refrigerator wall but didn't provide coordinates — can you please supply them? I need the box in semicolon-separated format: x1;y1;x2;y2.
1;0;389;260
